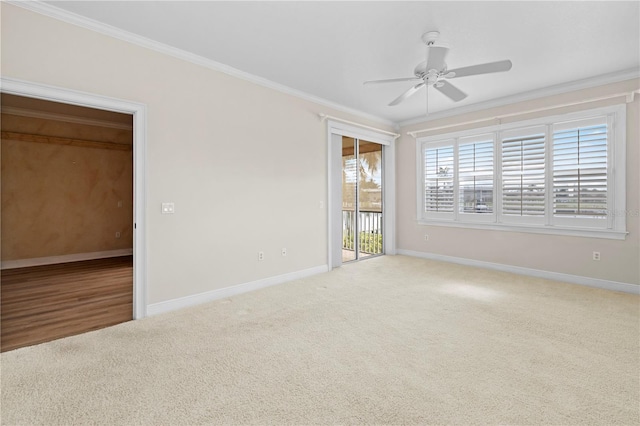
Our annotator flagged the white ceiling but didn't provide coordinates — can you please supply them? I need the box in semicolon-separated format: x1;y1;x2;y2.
43;1;640;125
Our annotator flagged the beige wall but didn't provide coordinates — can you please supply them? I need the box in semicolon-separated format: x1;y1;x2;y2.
398;80;640;285
0;4;395;304
3;2;635;307
1;114;133;260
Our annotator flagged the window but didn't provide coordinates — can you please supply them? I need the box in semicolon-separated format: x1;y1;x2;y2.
501;126;546;224
416;105;627;239
423;142;454;216
458;135;494;221
552;117;608;226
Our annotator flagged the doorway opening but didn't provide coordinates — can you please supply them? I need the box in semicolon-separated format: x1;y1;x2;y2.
341;137;383;263
1;93;135;351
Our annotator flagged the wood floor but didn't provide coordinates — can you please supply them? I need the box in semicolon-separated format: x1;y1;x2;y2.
1;256;133;352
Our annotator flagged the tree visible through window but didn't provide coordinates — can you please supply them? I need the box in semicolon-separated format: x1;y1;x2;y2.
424;145;454;212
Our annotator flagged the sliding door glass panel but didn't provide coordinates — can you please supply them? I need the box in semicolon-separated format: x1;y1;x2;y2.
342;137;357;262
358;140;383;259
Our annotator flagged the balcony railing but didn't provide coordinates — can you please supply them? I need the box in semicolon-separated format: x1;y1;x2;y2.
342;210;383;255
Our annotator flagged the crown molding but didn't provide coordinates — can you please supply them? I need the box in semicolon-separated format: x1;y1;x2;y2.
398;67;640;128
7;0;395;128
8;1;638;130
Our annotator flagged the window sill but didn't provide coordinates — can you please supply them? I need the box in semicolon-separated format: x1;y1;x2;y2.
416;219;628;240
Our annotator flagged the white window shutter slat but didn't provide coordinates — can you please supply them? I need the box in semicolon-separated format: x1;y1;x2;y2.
501;133;546;216
424;145;454;212
459;140;494;214
553;122;607;218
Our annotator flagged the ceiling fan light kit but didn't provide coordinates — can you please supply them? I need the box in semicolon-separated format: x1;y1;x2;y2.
364;31;513;112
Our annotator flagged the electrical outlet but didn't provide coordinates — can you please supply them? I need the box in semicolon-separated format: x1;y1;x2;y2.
593;251;600;261
258;251;264;261
424;235;429;241
282;248;287;256
161;202;175;214
115;231;121;239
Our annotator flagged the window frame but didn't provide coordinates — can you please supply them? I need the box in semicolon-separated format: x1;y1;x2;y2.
420;138;456;221
416;104;627;240
499;125;548;226
456;133;496;223
551;115;611;229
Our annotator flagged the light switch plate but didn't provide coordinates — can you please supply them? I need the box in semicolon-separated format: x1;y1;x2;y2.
161;202;175;214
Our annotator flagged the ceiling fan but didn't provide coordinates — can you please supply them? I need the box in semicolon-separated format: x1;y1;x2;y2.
364;31;512;108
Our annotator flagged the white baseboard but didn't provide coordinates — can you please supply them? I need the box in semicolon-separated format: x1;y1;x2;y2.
1;249;134;270
397;249;639;295
147;264;330;316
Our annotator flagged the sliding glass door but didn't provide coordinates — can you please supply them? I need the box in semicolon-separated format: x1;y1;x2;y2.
341;137;383;263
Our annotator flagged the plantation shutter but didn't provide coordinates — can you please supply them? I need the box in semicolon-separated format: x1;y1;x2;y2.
424;144;454;213
501;129;546;217
553;117;608;218
458;138;494;214
418;105;624;237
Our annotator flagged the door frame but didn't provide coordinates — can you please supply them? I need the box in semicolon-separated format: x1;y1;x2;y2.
1;77;148;319
326;120;396;269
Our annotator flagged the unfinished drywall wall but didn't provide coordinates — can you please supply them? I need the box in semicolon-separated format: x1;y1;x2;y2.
1;113;133;261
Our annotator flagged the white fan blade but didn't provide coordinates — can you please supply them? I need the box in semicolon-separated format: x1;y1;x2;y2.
426;45;449;72
434;80;467;102
447;60;512;78
364;77;422;85
389;82;425;106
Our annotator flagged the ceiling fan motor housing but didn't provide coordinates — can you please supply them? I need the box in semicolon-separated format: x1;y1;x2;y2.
414;65;445;84
421;31;440;45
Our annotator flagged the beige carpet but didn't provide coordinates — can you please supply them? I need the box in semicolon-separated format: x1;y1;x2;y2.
1;255;638;425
